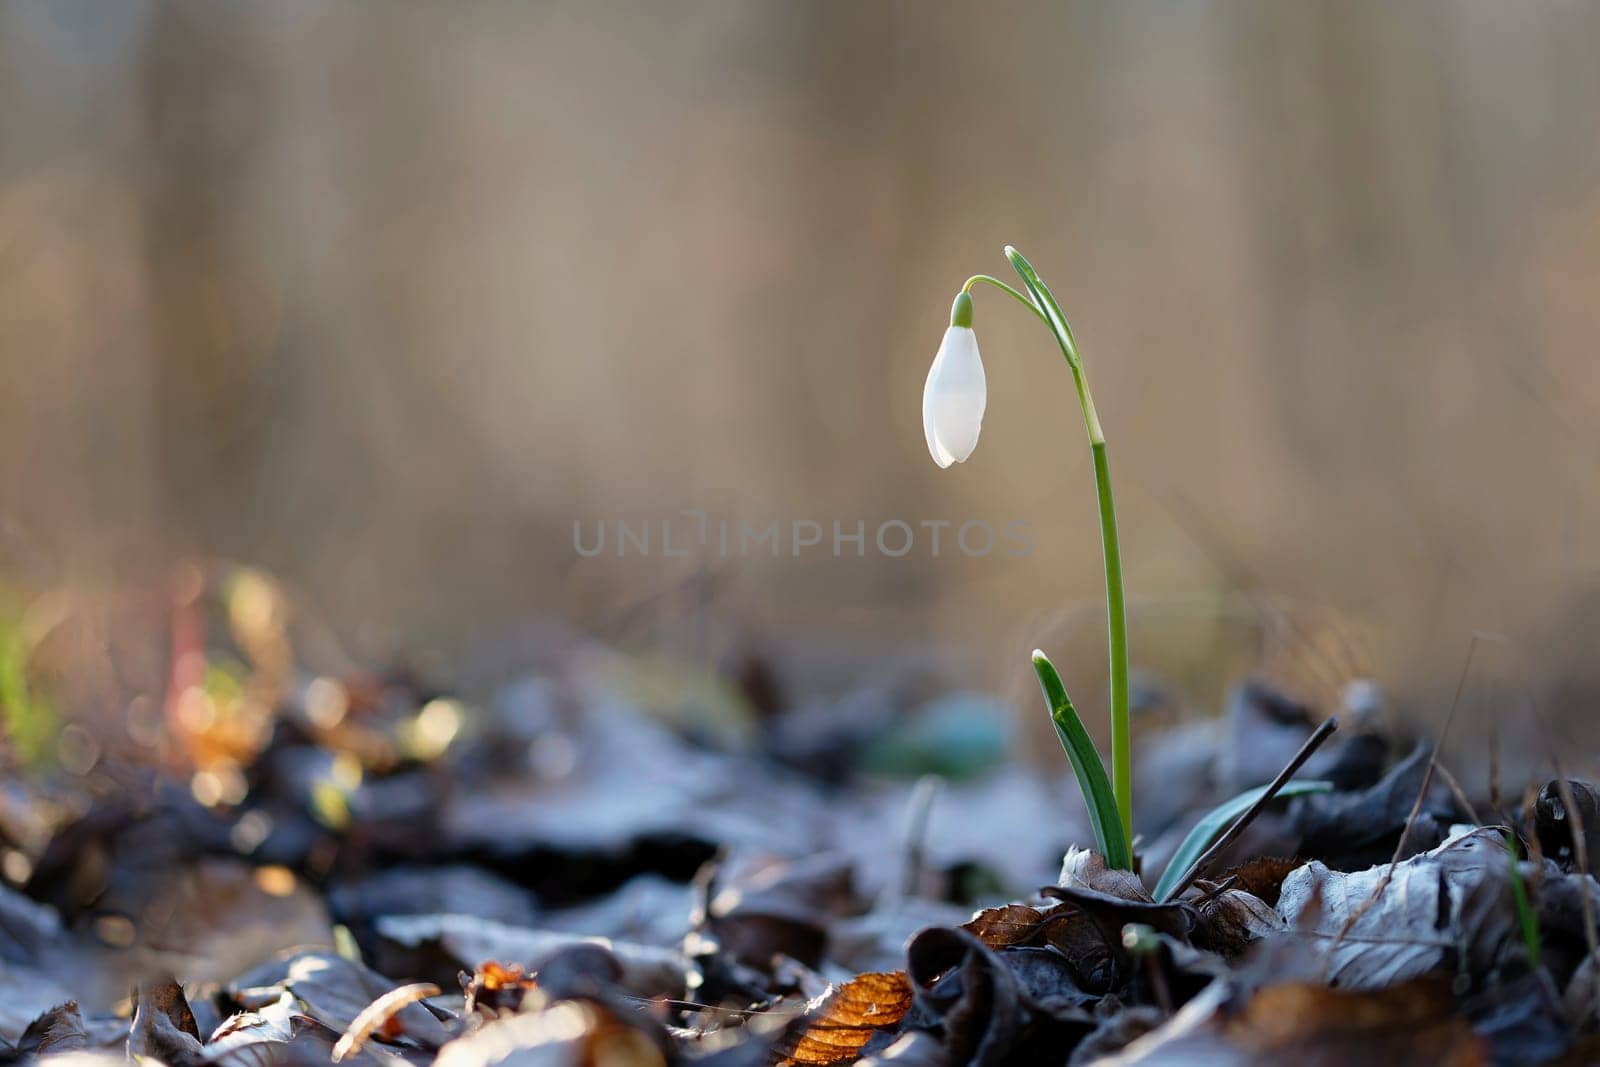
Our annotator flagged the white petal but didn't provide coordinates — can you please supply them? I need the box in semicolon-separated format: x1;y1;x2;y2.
923;356;956;468
921;326;985;465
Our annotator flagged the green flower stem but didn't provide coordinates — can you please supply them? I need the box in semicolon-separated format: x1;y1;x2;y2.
1003;246;1132;852
961;275;1049;326
1092;440;1131;847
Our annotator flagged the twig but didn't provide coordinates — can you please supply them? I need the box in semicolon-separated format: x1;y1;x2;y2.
1162;718;1338;902
1193;875;1240;905
332;983;440;1062
1488;712;1502;815
1551;766;1598;1024
1432;760;1483;827
1322;635;1483;974
1523;784;1545;870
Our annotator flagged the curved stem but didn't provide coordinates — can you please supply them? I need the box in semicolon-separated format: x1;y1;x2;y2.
1004;246;1132;855
962;275;1049;326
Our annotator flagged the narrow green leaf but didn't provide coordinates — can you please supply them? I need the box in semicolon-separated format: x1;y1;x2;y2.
1505;830;1541;966
1152;779;1332;902
1003;246;1084;373
1032;650;1132;871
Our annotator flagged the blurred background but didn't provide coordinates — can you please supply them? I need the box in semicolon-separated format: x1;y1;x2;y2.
2;0;1598;770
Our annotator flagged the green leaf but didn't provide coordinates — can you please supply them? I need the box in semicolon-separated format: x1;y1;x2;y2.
1003;247;1083;373
1032;650;1132;870
1505;830;1541;967
1152;779;1332;902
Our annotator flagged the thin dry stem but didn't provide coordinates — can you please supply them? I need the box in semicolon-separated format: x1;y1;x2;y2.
1322;633;1481;972
1164;718;1338;901
1433;760;1482;827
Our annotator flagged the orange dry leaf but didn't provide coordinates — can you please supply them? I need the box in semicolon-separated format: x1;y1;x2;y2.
774;971;913;1066
464;960;539;1017
1226;979;1486;1063
961;903;1047;947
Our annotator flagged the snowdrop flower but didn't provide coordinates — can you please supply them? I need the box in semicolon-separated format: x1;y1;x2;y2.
922;292;986;468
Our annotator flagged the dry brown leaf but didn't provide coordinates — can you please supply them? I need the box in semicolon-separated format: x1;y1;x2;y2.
1191;889;1283;959
15;1001;88;1056
961;903;1047;948
1059;847;1153;902
1552;1034;1600;1065
126;858;335;986
434;1000;667;1067
1225;979;1486;1063
775;971;913;1066
905;927;1030;1062
127;978;203;1067
1108;976;1488;1065
375;913;689;1001
228;951;453;1050
1278;827;1516;989
1216;856;1302;907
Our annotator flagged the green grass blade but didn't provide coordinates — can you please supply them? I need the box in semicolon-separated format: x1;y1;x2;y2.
1032;650;1132;871
1152;779;1332;901
1505;830;1542;967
